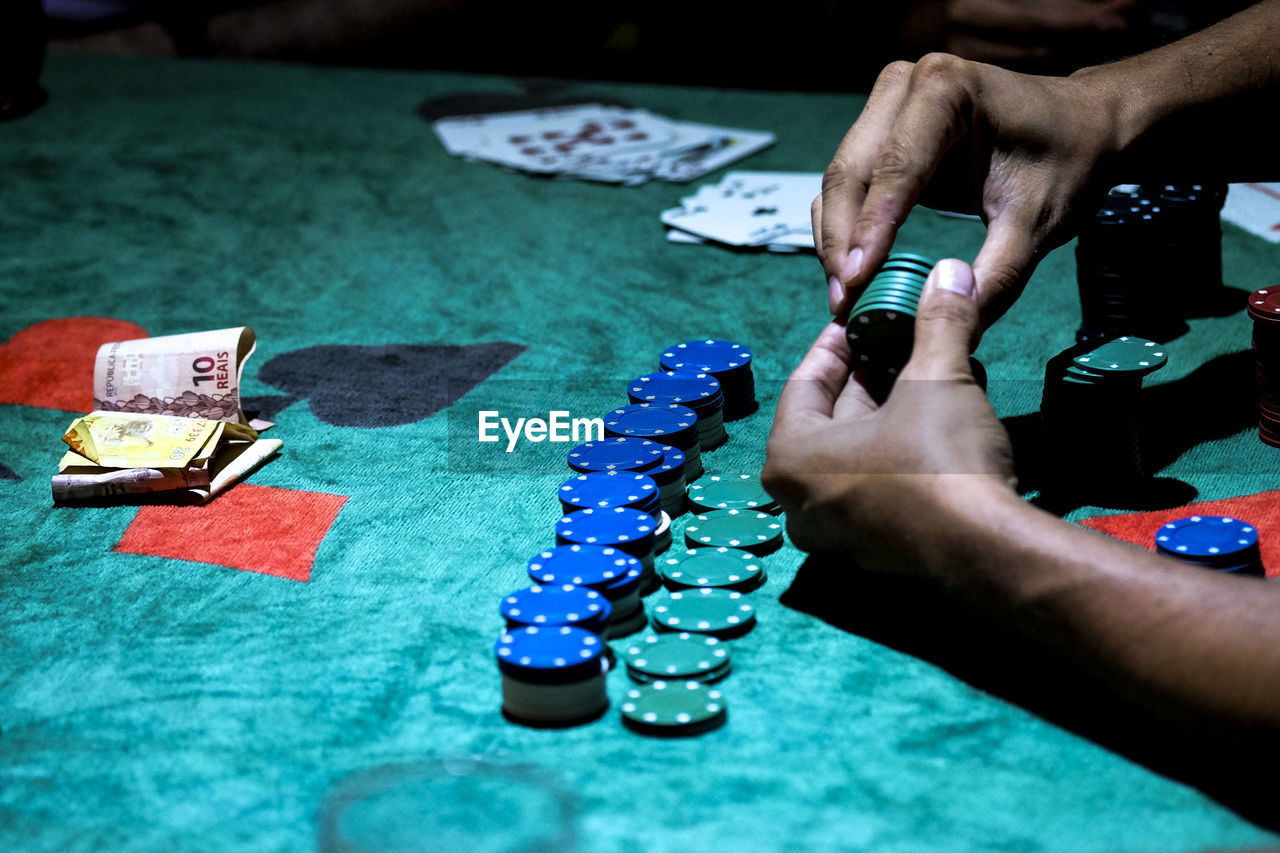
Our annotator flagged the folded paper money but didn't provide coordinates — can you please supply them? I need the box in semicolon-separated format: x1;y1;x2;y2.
54;326;282;505
53;411;280;504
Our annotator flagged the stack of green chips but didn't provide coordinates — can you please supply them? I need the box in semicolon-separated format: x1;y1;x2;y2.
844;252;937;381
1040;335;1168;495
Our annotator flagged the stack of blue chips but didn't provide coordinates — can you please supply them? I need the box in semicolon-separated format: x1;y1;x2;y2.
567;438;687;519
602;402;702;480
559;470;661;519
527;544;649;637
628;371;727;451
495;626;610;726
556;506;659;586
567;436;665;474
501;583;612;636
1154;515;1264;575
558;469;671;553
659;339;756;421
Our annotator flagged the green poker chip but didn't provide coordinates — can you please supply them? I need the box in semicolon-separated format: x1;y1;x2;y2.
1072;336;1168;377
867;271;927;288
686;474;780;514
650;588;757;638
684;509;784;555
885;251;937;268
623;632;731;683
660;547;766;592
620;680;727;737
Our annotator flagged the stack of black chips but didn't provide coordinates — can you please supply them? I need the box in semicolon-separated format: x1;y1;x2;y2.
1040;336;1168;497
1075;183;1228;345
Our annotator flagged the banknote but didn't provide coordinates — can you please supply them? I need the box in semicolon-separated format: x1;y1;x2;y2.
52;411;276;504
93;327;257;424
52;439;283;504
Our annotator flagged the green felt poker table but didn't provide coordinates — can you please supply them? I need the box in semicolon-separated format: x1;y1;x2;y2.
4;54;1280;851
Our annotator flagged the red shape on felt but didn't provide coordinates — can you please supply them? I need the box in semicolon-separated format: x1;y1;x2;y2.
1078;491;1280;578
115;484;348;582
0;317;148;412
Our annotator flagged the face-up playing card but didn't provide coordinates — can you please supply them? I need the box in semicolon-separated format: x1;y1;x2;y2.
661;172;820;249
433;104;775;186
435;105;683;175
1222;183;1280;244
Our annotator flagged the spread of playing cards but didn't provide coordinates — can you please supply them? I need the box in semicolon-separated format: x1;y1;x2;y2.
661;172;821;252
432;104;775;185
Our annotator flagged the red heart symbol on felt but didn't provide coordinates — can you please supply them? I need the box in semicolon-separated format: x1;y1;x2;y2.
0;317;148;412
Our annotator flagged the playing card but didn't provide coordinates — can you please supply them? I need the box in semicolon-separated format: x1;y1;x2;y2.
435;104;680;175
1222;183;1280;244
649;122;776;183
661;172;820;248
433;104;774;185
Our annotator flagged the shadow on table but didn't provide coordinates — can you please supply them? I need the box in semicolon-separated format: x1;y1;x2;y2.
781;554;1280;832
1003;349;1259;516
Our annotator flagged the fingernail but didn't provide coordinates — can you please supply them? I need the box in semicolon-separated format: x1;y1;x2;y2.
932;258;974;296
828;276;844;314
839;247;864;282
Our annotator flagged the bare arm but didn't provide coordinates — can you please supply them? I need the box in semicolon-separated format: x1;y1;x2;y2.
765;260;1280;763
817;0;1280;323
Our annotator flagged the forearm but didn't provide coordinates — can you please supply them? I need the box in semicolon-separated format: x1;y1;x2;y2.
1076;0;1280;181
929;484;1280;739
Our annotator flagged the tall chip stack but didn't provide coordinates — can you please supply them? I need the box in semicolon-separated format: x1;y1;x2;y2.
556;507;660;592
628;370;727;451
1040;336;1168;496
1247;287;1280;447
1076;186;1187;344
495;626;610;727
659;339;757;421
1155;183;1228;315
567;437;687;519
603;402;703;480
526;545;648;638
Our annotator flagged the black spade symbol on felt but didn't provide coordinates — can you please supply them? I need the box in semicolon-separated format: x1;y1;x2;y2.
248;342;525;428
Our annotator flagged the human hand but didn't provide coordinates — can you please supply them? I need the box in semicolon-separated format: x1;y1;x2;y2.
764;259;1018;569
815;53;1123;328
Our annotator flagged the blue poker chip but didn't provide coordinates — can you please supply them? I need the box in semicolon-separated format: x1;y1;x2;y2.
556;507;657;557
526;544;643;592
567;437;666;474
558;471;661;515
628;371;724;413
501;584;612;634
660;339;753;374
604;403;698;440
494;625;606;684
1154;515;1260;563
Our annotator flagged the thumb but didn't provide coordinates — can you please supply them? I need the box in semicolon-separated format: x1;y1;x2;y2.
903;259;981;382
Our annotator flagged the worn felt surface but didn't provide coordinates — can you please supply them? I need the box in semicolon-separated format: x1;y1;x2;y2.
2;54;1280;851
